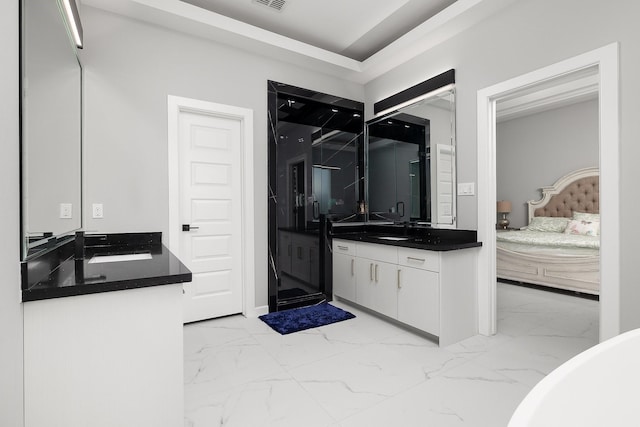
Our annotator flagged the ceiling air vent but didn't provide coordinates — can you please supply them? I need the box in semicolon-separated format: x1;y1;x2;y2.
253;0;287;12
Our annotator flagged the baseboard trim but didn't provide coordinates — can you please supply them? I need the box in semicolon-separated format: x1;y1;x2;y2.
247;305;269;317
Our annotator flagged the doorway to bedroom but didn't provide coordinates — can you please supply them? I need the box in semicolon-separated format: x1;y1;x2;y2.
493;69;601;360
477;43;620;344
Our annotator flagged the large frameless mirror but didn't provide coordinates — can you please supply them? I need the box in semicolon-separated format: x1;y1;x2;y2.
21;0;83;259
366;83;456;227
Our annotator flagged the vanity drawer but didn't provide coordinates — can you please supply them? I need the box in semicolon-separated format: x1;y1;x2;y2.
398;247;439;272
356;242;398;264
333;239;356;256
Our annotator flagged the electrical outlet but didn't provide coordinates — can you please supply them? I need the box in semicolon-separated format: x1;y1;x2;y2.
92;203;104;219
59;203;72;219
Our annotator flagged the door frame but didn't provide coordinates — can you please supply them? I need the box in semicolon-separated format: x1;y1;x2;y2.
167;95;257;317
476;43;620;341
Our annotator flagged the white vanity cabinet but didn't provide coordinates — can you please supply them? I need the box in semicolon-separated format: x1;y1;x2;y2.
355;243;399;319
332;240;356;301
332;238;478;346
23;284;184;427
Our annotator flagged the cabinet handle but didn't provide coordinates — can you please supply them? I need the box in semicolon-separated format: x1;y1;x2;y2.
370;263;373;281
351;259;354;276
288;244;292;256
375;264;379;282
337;245;348;251
397;269;402;289
407;256;426;263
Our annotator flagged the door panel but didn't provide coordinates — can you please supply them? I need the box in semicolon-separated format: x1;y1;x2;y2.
179;111;243;323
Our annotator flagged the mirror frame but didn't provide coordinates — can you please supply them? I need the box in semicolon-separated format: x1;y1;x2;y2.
20;0;84;260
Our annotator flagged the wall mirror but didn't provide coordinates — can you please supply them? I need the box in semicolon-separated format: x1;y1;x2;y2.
366;76;456;227
21;0;83;259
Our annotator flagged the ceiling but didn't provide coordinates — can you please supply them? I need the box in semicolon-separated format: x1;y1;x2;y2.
181;0;457;61
81;0;518;83
496;67;599;122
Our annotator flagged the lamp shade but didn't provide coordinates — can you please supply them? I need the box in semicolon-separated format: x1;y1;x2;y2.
497;200;512;213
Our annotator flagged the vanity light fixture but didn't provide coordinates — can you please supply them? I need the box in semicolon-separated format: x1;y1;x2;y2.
311;129;340;146
375;83;455;118
331;108;339;113
312;164;341;171
60;0;83;48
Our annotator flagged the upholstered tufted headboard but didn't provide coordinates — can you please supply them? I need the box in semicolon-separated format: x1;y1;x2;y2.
527;167;599;223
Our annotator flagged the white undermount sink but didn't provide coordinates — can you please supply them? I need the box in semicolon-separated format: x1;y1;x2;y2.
88;253;152;264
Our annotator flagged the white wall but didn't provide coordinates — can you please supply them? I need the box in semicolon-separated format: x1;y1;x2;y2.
497;99;599;228
79;7;364;308
365;0;640;332
0;1;24;426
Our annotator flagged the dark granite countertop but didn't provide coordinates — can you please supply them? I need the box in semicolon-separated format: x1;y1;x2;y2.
330;225;482;251
22;232;192;302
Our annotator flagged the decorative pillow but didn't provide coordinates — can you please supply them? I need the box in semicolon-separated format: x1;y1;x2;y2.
564;219;600;236
523;216;571;233
573;211;600;222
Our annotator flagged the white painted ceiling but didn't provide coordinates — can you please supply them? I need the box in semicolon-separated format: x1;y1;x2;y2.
181;0;457;61
81;0;519;83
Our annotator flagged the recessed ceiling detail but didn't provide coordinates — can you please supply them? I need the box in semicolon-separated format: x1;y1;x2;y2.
82;0;519;84
181;0;456;60
252;0;287;12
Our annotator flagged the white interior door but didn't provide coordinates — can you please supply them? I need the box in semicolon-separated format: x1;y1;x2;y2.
178;110;243;323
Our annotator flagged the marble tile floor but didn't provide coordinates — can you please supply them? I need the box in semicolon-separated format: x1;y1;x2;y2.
184;282;599;427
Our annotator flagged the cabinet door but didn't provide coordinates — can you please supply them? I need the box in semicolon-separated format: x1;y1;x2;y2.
355;258;374;310
291;237;310;283
333;253;356;301
397;266;439;336
356;258;398;318
309;240;320;288
372;260;398;319
278;232;292;275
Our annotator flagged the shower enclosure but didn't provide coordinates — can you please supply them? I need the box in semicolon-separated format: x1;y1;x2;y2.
267;81;364;311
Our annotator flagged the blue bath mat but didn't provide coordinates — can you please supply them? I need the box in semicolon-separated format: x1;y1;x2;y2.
259;303;355;335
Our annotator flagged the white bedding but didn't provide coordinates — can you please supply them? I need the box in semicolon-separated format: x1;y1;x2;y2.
497;240;599;257
496;230;600;256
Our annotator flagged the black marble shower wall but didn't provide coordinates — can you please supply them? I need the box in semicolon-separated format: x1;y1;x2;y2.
267;81;364;312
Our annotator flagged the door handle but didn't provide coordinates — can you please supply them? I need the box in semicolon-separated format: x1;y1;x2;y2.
182;224;199;231
397;269;401;289
375;264;379;282
351;259;354;276
396;201;405;218
370;263;373;281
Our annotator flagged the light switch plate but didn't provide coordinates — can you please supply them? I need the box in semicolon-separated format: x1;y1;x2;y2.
59;203;72;219
92;203;104;219
458;182;475;196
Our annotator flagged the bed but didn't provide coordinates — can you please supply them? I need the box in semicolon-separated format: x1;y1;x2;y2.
496;167;600;295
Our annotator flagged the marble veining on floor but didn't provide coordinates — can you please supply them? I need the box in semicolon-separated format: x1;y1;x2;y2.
184;283;599;426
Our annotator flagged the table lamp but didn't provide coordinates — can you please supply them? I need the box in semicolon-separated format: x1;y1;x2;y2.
497;200;512;229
